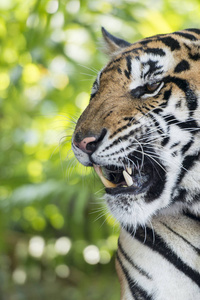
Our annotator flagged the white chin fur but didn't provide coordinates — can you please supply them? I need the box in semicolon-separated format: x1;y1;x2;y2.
105;193;160;229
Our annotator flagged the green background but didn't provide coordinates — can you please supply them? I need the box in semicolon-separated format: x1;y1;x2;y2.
1;0;200;299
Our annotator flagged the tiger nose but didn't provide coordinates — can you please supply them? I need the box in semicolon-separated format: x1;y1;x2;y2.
73;128;107;154
74;136;97;153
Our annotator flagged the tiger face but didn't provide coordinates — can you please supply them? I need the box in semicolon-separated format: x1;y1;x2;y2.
72;28;200;229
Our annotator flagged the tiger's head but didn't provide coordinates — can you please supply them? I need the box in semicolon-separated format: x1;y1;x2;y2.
72;28;200;229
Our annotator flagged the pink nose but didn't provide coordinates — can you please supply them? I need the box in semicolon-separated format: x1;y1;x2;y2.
74;136;96;153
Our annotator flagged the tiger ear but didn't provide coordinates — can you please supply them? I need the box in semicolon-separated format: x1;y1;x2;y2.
101;27;131;57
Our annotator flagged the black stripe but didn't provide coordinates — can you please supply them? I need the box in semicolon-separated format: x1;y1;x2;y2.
164;114;179;125
161;136;170;147
104;57;123;73
161;222;200;255
148;103;157;109
145;160;166;202
103;124;142;151
117;67;122;74
180;120;200;131
185;28;200;35
164;114;181;128
103;110;113;120
170;141;180;149
189;52;200;61
172;188;187;203
173;31;198;41
124;55;132;79
109;123;130;139
174;60;190;73
158;88;172;109
128;226;200;288
136;106;148;116
181;138;194;155
173;189;200;204
184;212;200;222
144;48;166;56
164;88;172;100
140;38;154;45
118;240;152;279
151;108;163;115
178;151;200;184
153;70;164;77
148;113;164;134
124;117;135;122
116;253;153;300
184;43;200;61
165;76;198;113
160;36;181;51
164;114;200;132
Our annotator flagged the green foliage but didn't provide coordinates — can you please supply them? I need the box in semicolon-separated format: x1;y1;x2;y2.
1;0;200;299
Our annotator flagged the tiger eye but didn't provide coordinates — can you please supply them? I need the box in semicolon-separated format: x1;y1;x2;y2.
146;82;160;92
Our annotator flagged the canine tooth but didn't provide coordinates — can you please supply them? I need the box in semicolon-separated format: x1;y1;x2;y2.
93;164;103;177
126;166;132;175
123;170;134;187
100;175;117;188
93;164;117;188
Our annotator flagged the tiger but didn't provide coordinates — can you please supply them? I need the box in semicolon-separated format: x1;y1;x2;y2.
72;27;200;299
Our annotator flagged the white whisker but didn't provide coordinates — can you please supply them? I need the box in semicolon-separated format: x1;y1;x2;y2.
78;63;98;74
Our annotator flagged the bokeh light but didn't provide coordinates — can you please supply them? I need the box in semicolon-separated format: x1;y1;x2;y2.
12;269;27;285
55;237;72;255
29;236;45;258
83;245;100;265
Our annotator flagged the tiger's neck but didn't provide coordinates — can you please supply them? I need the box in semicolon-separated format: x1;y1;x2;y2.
116;213;200;300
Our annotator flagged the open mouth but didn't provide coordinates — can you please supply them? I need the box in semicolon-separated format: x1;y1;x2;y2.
93;156;156;196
